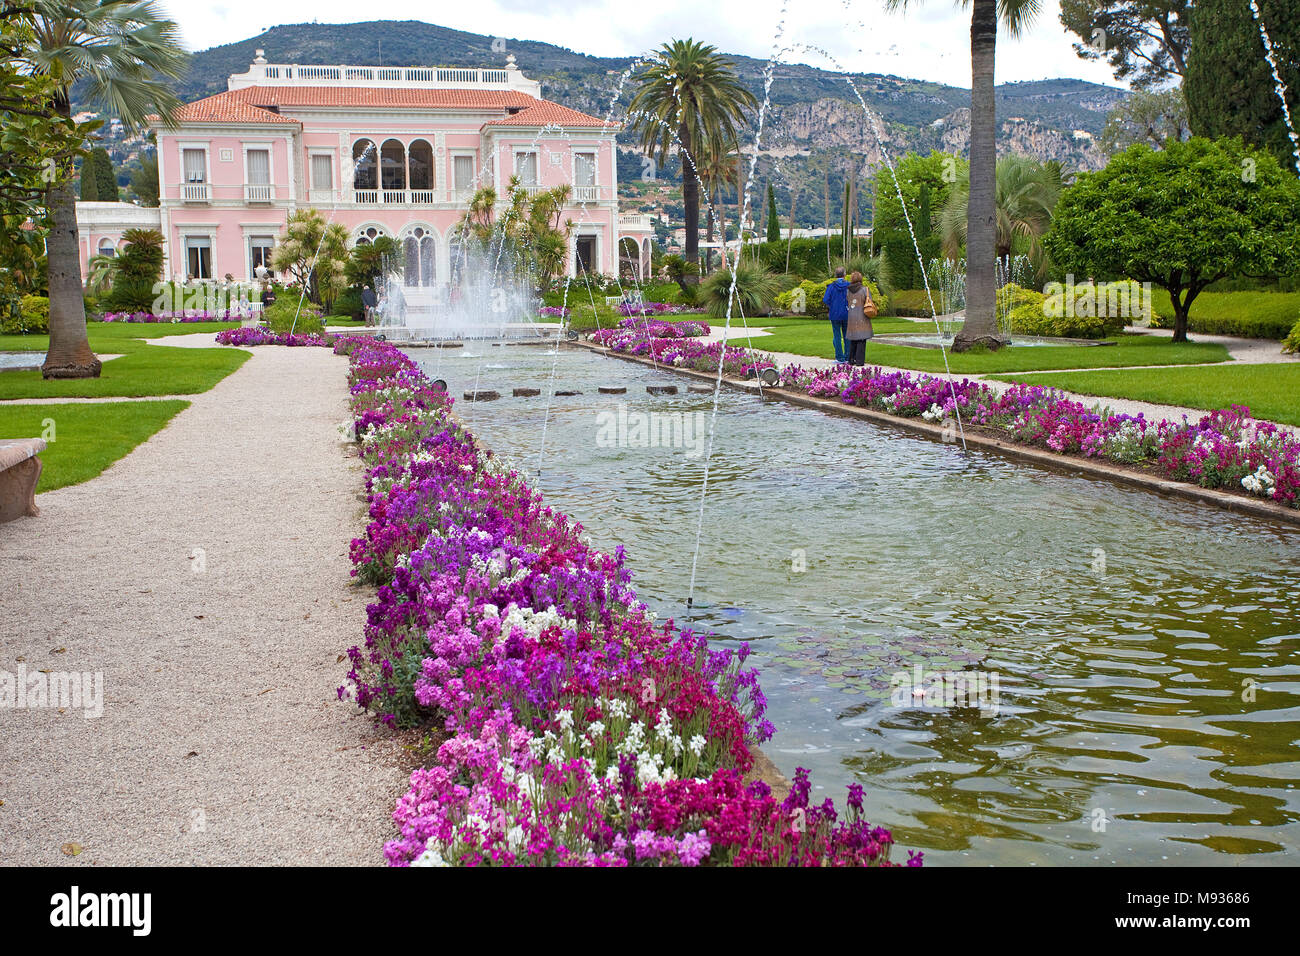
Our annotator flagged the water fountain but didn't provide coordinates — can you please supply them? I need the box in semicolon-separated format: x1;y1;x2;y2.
373;239;538;341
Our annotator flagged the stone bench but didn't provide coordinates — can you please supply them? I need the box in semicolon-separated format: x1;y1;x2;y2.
0;438;46;522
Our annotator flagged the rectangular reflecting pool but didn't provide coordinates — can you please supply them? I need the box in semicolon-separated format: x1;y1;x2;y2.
406;342;1300;866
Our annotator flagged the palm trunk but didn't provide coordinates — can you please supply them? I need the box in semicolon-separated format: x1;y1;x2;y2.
955;0;1006;352
43;169;101;379
681;124;700;283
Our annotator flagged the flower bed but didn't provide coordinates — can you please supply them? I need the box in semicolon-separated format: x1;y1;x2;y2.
102;311;245;323
537;306;570;318
591;325;772;377
334;336;911;867
214;327;336;348
776;365;1299;507
614;301;706;317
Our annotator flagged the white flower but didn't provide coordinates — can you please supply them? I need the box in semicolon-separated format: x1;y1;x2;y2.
556;709;574;732
688;734;706;756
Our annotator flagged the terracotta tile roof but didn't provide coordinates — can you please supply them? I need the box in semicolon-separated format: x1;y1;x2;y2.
482;100;619;129
165;85;614;129
167;92;300;125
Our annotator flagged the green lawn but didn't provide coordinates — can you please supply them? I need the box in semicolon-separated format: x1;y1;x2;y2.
755;324;1232;373
992;363;1300;426
0;321;247;399
0;400;190;491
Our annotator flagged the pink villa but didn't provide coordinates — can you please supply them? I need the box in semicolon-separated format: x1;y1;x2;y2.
77;51;654;288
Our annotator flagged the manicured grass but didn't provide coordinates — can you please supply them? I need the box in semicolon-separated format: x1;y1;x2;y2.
0;400;190;492
0;319;238;353
327;317;366;327
992;363;1300;426
1151;289;1300;340
756;325;1232;372
0;321;248;399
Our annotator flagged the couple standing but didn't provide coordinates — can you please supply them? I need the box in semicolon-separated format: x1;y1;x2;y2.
822;268;876;365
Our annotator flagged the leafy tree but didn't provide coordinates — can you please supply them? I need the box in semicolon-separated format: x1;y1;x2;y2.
20;0;187;379
886;0;1042;351
1099;87;1190;154
1059;0;1190;89
872;151;964;234
1185;0;1299;173
271;209;350;313
1045;138;1300;342
628;39;757;280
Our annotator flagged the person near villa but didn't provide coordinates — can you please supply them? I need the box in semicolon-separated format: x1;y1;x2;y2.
822;267;850;363
361;284;378;325
844;271;875;367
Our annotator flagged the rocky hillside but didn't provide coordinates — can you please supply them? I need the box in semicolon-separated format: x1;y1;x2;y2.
135;20;1126;226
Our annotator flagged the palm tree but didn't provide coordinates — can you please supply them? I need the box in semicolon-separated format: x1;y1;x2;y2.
885;0;1042;350
936;155;1062;274
628;39;757;282
23;0;186;379
697;142;742;269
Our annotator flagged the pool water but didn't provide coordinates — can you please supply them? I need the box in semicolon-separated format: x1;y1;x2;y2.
0;351;45;371
407;343;1300;867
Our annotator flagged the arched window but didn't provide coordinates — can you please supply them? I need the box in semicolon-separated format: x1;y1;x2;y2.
355;225;387;246
408;139;433;196
380;139;406;194
97;237;117;258
352;140;377;191
402;226;435;286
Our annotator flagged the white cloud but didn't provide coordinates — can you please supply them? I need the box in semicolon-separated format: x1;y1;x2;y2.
157;0;1128;91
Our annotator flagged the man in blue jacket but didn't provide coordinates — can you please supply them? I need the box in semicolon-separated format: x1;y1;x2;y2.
822;268;850;363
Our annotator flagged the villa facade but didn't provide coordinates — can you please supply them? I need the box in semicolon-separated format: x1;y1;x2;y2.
78;52;653;287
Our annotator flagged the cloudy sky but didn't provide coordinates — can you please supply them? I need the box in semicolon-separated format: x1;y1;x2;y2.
162;0;1128;91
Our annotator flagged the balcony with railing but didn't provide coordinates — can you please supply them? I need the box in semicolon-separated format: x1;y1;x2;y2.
350;189;438;205
228;52;542;97
181;183;210;203
244;183;274;203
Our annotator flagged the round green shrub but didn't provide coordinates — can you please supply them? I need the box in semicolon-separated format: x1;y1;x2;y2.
262;298;323;335
2;294;50;333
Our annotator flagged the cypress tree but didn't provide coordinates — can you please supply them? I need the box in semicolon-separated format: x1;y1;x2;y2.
79;158;98;201
1186;0;1299;172
92;148;119;201
766;183;781;243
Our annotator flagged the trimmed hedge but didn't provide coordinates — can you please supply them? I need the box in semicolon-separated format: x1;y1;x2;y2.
1005;283;1127;339
890;289;938;317
775;277;888;318
1149;290;1300;339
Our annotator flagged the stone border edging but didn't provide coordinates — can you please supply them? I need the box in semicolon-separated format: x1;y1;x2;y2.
570;341;1300;530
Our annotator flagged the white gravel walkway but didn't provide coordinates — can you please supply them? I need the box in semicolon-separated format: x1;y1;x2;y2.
0;344;404;866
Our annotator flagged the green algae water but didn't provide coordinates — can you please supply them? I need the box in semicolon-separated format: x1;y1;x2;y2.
410;344;1300;866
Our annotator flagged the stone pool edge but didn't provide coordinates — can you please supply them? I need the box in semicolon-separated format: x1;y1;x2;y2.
572;341;1300;530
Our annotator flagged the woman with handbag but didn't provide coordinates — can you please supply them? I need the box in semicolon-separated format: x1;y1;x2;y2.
844;271;877;367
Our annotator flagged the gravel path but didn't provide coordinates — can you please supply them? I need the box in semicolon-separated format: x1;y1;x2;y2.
0;345;404;866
